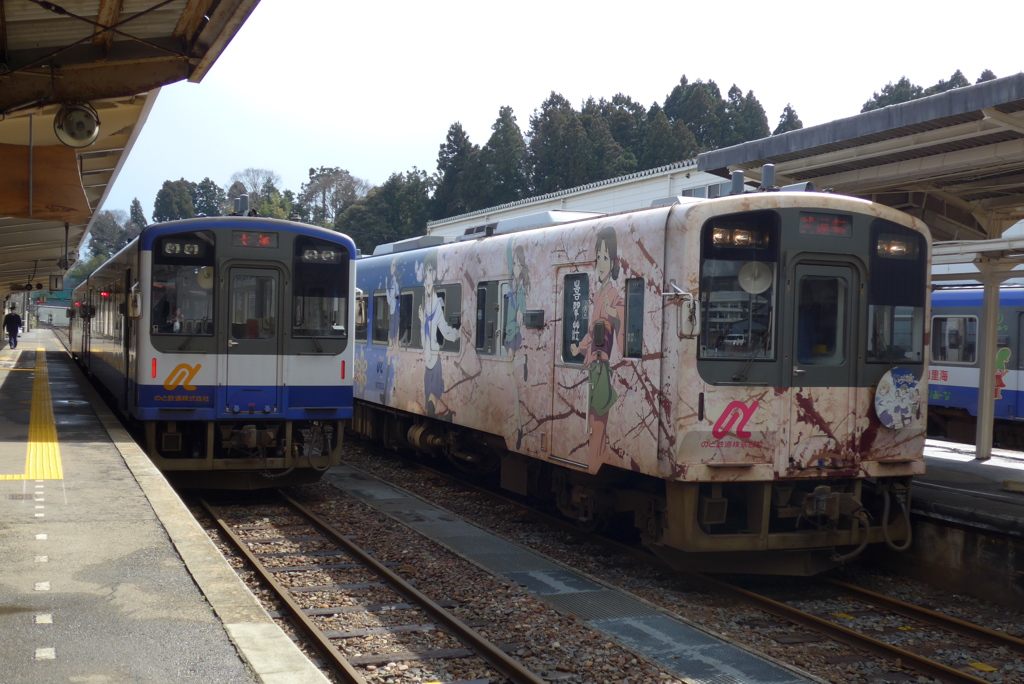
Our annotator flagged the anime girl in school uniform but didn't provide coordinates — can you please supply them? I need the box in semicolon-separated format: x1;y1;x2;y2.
418;249;460;419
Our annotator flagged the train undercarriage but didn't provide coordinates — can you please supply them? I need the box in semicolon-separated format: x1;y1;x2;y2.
350;402;914;576
143;418;345;489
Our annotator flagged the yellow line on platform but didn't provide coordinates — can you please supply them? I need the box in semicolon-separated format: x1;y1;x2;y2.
0;349;63;480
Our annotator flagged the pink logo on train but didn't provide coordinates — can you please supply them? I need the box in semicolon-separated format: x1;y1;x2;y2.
712;401;759;439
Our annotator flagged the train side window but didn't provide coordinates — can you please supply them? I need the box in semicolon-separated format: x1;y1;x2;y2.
355;293;368;342
371;292;388;344
562;273;589;363
433;284;462;353
476;281;499;355
624;278;644;358
399;289;423;349
931;316;977;364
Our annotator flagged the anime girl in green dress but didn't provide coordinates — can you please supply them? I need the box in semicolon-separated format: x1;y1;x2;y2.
570;226;624;462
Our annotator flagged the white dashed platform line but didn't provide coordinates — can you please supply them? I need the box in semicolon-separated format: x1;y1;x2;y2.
35;648;55;660
34;513;43;517
35;556;47;562
35;614;52;624
34;534;46;540
34;582;50;591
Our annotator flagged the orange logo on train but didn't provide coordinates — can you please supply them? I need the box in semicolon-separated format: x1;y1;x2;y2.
164;363;201;391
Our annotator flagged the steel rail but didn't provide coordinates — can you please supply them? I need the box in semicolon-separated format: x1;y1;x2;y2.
377;454;1004;684
826;577;1024;653
198;497;368;684
699;573;992;684
279;491;548;684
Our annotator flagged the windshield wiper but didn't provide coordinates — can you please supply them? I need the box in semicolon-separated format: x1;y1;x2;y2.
303;327;323;352
732;328;769;382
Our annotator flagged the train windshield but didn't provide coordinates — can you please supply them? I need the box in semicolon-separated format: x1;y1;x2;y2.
293;237;349;339
151;232;215;337
866;221;927;364
699;212;779;360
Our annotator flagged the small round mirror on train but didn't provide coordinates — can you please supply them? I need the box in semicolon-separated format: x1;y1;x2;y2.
738;261;773;294
196;267;214;289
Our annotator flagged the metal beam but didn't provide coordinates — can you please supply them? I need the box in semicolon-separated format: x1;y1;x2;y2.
810;138;1024;193
0;57;188;111
983;107;1024;135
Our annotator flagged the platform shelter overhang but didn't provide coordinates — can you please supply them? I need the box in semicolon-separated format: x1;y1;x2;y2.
698;73;1024;244
932;239;1024;459
0;0;258;290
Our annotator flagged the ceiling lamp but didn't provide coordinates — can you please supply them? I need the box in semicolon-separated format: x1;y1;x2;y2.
53;103;100;148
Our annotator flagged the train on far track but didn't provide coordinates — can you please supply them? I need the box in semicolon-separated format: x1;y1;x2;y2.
68;216;356;489
348;180;932;575
928;286;1024;448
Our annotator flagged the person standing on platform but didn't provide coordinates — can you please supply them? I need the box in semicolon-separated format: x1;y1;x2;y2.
4;305;22;349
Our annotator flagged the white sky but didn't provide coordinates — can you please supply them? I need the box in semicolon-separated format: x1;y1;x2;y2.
100;0;1024;219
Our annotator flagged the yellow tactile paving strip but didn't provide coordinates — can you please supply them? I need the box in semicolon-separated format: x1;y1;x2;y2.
0;349;63;480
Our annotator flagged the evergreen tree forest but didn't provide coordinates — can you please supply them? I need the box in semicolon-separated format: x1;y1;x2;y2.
100;69;995;258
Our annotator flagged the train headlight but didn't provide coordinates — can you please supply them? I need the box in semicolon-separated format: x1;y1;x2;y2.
711;226;768;248
164;242;181;255
183;243;200;255
301;248;342;264
876;235;918;259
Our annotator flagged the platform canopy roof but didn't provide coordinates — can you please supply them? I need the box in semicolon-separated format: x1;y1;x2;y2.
698;73;1024;243
0;0;258;293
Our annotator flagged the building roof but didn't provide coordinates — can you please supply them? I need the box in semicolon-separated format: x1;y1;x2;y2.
0;0;258;290
698;73;1024;241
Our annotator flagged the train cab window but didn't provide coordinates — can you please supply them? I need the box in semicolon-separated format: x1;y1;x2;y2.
151;231;215;339
867;221;926;364
355;292;368;342
562;274;589;363
293;237;350;341
371;292;389;344
476;281;499;355
931;316;977;364
432;284;462;353
698;213;778;360
624;278;644;358
151;264;215;336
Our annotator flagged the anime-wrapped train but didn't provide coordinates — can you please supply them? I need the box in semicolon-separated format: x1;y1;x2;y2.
349;187;931;575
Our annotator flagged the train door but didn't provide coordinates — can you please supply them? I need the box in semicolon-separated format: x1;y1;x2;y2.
788;261;859;464
122;269;134;411
224;267;282;413
549;268;591;465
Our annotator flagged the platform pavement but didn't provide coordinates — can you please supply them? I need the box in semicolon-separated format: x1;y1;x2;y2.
0;329;328;683
916;439;1024;532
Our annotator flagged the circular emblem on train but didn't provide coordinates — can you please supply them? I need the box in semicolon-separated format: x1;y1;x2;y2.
874;367;921;430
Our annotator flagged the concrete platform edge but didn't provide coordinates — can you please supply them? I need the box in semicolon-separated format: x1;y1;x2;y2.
69;359;329;684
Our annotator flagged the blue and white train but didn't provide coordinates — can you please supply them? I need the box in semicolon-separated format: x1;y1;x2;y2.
69;216;356;488
928;286;1024;447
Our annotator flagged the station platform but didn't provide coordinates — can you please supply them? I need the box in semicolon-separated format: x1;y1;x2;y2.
916;439;1024;533
0;329;327;683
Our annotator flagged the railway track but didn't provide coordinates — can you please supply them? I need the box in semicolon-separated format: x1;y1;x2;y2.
341;443;1024;683
198;491;547;684
707;574;1024;684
